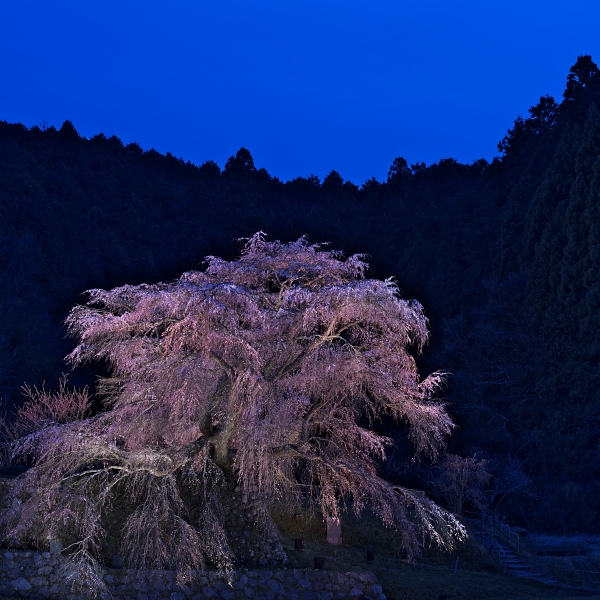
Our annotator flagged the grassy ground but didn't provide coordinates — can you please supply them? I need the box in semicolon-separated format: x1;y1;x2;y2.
1;489;599;600
524;535;600;592
270;505;600;600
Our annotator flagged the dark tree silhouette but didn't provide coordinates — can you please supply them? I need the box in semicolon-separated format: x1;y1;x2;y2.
387;156;412;182
224;147;256;175
563;55;600;102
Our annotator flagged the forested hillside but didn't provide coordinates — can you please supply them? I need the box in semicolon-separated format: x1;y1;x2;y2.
1;56;599;534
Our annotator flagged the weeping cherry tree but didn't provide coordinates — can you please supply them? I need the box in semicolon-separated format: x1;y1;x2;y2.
0;233;466;591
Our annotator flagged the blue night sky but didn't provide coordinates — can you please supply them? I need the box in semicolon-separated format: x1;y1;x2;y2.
1;1;599;185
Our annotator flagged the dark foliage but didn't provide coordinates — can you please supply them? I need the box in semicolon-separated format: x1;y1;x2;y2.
1;56;600;534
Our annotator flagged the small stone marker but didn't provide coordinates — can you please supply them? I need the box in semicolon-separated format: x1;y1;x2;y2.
326;516;342;545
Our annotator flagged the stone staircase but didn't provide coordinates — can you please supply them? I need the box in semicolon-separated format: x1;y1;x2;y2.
471;525;558;586
465;513;600;593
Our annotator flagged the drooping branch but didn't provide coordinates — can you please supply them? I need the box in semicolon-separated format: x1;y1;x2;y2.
2;232;466;578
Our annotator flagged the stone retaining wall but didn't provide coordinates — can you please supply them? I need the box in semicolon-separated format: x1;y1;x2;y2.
0;549;387;600
0;478;286;570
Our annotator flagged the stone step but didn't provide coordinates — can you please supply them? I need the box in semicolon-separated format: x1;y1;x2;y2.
475;529;554;584
470;519;580;590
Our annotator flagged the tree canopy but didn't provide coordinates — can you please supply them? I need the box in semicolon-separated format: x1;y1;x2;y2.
2;54;600;536
0;233;465;590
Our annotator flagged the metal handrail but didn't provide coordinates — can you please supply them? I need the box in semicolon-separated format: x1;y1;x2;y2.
550;566;600;591
479;513;521;554
440;505;600;592
527;555;600;591
476;512;600;592
489;536;511;573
